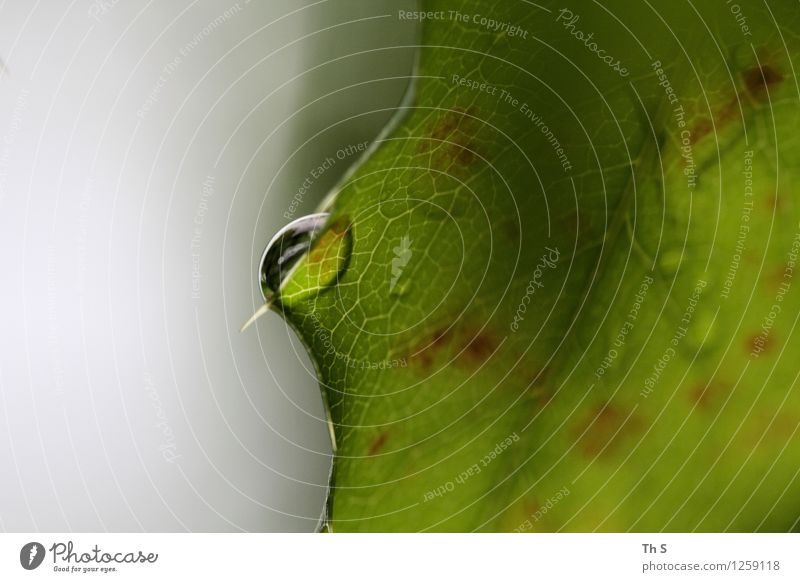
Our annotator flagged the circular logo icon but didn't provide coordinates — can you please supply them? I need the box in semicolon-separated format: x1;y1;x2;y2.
20;542;45;570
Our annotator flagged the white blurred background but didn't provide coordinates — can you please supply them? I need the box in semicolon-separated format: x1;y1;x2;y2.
0;0;414;531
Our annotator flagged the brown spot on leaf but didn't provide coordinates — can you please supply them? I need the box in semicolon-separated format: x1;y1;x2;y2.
368;431;389;455
411;326;451;371
687;62;783;145
766;413;798;442
526;367;553;408
746;331;774;355
741;412;798;447
744;64;784;99
573;403;643;458
689;380;728;410
418;107;481;170
761;189;783;212
744;250;762;265
306;216;350;265
530;366;550;386
689;101;738;145
690;118;713;145
455;146;477;166
523;498;541;516
764;264;790;291
463;330;499;363
409;323;501;372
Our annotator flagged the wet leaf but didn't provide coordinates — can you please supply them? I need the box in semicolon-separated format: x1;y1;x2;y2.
273;0;800;531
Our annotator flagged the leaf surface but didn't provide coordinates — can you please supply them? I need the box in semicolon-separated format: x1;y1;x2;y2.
274;0;800;531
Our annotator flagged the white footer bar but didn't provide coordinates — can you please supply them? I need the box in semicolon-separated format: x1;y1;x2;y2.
0;533;796;581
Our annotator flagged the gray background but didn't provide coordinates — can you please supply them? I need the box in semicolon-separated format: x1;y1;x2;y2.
0;0;414;532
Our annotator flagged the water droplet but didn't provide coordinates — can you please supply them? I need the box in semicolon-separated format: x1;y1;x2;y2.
242;213;353;331
278;216;353;306
259;212;330;301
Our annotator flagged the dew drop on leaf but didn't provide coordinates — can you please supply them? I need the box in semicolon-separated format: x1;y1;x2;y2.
277;215;353;306
242;212;352;331
259;212;330;300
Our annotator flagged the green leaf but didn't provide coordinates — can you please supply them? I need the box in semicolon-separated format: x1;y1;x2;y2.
271;0;800;531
